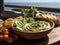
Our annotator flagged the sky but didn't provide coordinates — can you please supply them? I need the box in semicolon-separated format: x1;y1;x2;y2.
4;0;60;2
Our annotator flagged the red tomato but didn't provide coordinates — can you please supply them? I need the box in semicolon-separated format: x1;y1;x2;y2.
4;34;9;40
3;29;8;32
4;31;9;35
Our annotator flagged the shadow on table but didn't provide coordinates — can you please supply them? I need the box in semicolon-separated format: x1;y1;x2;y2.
11;36;49;45
0;36;49;45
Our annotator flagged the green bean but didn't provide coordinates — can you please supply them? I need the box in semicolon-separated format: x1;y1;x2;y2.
13;17;51;32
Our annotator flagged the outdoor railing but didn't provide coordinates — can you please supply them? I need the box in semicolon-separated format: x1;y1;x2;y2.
5;4;60;13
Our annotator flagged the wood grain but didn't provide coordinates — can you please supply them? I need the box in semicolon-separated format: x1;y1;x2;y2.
48;26;60;45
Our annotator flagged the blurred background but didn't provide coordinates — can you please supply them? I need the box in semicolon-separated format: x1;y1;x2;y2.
4;0;60;8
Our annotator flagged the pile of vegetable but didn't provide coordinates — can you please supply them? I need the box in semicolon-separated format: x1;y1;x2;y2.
13;17;51;32
0;19;19;43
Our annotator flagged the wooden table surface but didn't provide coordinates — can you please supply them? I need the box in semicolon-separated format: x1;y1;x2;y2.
48;26;60;45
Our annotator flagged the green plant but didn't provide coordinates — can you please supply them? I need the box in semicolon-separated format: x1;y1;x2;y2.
22;7;37;17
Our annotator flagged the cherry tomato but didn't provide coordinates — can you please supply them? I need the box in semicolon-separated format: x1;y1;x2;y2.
3;29;8;32
4;31;9;35
4;34;9;40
